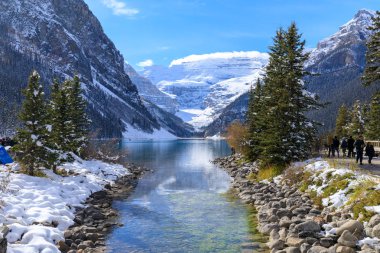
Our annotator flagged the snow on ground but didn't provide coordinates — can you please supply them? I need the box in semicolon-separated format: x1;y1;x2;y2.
296;159;380;211
122;123;177;140
0;158;130;253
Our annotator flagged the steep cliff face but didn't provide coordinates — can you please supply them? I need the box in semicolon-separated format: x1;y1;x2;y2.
124;63;179;114
0;0;162;137
204;9;378;136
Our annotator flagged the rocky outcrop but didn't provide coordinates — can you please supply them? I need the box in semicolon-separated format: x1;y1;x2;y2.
58;164;150;253
214;154;380;253
124;63;178;114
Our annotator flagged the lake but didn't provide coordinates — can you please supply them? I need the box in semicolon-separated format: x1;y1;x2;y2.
106;139;265;253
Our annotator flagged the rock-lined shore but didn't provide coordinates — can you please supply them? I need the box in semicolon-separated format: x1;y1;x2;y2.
58;164;150;253
214;154;380;253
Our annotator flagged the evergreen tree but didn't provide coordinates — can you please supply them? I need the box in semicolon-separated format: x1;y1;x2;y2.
14;71;49;175
64;76;89;155
365;91;380;140
246;79;265;161
257;23;321;167
363;11;380;87
335;104;349;137
46;80;71;169
348;100;365;138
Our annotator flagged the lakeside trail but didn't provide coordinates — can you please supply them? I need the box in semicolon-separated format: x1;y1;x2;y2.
0;158;149;253
322;157;380;176
214;154;380;253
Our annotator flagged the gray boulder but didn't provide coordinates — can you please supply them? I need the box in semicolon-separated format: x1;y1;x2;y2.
267;239;285;250
286;247;301;253
371;223;380;238
336;220;364;238
337;230;358;248
368;215;380;228
336;246;355;253
307;246;328;253
300;243;312;253
295;221;321;233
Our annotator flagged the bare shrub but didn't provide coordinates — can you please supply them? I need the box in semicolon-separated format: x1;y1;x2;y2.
226;122;249;154
82;138;128;166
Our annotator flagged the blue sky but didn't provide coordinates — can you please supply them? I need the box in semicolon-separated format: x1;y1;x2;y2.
84;0;378;68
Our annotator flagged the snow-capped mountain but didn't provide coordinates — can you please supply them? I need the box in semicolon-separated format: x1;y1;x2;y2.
124;63;179;114
0;0;191;138
141;52;269;129
204;9;378;136
305;8;378;132
307;9;375;69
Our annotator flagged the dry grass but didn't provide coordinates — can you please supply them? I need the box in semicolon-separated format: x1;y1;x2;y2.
326;158;360;171
257;165;284;181
346;180;380;221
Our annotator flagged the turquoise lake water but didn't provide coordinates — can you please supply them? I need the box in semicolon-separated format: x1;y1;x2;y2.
106;139;262;253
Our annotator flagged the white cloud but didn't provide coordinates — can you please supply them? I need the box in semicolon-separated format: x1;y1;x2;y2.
137;59;154;67
169;51;269;67
102;0;139;17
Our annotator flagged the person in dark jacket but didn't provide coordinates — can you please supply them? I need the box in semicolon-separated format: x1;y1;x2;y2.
341;138;348;157
366;143;375;164
354;136;365;165
333;136;340;158
347;136;355;158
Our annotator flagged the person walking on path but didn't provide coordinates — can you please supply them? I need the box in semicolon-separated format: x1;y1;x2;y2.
354;135;365;165
333;136;340;158
347;136;355;158
366;143;375;164
341;138;348;157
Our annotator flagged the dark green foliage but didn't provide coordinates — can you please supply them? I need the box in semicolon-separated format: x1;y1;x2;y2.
365;91;380;139
347;100;365;138
246;79;264;160
14;72;90;175
47;80;70;168
363;11;380;87
63;76;90;156
246;23;321;167
335;104;350;137
13;72;50;175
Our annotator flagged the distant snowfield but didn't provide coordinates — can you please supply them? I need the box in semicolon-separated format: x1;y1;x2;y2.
140;51;269;129
123;124;177;140
0;158;130;253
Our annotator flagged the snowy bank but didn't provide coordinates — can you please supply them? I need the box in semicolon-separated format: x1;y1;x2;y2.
0;158;130;253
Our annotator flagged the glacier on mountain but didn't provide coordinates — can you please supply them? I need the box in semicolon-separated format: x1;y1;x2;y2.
140;51;269;129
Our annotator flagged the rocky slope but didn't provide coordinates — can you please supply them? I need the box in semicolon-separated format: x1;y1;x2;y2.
124;63;178;114
204;92;249;137
140;51;269;129
0;0;192;138
204;9;378;136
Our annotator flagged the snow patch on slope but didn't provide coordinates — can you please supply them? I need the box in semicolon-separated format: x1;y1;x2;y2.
123;124;177;140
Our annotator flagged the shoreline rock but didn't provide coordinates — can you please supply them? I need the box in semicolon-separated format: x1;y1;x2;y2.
214;154;379;253
58;164;150;253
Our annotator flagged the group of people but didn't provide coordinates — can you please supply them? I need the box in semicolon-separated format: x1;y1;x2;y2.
327;135;376;165
0;137;15;147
